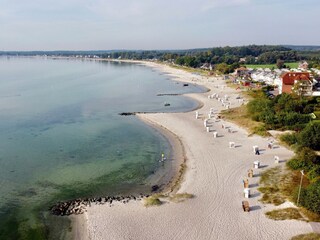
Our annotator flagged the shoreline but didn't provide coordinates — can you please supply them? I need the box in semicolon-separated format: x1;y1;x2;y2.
136;113;187;194
69;60;201;239
134;61;207;194
32;57;203;239
80;61;313;239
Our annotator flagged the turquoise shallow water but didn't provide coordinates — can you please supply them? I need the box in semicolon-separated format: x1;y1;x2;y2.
0;57;204;239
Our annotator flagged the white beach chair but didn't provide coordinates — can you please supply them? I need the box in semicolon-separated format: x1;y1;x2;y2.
253;146;259;153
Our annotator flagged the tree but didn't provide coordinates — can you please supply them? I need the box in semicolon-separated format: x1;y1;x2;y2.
276;59;285;69
298;122;320;150
214;63;229;74
175;57;185;65
300;180;320;214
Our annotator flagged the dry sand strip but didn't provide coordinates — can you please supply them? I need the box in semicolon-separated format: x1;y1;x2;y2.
82;63;312;240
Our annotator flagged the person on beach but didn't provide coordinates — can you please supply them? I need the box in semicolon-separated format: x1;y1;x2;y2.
255;149;260;155
161;153;166;162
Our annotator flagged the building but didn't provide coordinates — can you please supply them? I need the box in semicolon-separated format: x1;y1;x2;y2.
234;67;250;78
279;72;312;95
200;63;213;71
239;57;246;63
298;61;309;70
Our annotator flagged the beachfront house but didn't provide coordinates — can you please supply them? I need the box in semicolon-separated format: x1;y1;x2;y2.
279;72;312;95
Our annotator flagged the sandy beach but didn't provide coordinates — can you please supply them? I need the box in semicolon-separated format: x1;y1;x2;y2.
79;62;313;240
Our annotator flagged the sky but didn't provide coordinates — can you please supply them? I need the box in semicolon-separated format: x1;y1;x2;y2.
0;0;319;51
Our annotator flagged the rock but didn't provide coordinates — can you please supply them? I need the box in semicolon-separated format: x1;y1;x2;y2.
151;185;159;192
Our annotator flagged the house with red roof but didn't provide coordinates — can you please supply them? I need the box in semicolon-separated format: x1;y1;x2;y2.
235;67;250;78
279;72;312;95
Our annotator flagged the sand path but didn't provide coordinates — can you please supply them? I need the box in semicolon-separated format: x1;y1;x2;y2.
84;63;312;240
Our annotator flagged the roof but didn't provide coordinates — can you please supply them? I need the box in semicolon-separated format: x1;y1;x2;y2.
281;72;310;85
236;67;248;71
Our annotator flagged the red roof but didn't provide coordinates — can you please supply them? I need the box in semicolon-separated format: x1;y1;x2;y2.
236;67;248;71
281;72;310;85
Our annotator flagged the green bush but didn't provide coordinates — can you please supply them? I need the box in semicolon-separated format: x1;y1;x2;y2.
298;122;320;150
287;158;307;170
314;111;320;119
303;104;315;114
261;112;277;126
277;112;311;128
287;148;318;172
247;98;272;120
307;166;320;181
291;123;309;131
253;125;269;136
300;180;320;214
297;148;319;165
280;133;298;146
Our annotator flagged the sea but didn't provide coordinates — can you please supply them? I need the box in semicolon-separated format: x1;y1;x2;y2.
0;57;205;239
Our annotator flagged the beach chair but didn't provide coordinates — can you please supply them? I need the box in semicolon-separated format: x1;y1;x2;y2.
242;201;250;212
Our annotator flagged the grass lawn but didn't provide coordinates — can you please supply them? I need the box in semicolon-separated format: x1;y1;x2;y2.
245;62;299;69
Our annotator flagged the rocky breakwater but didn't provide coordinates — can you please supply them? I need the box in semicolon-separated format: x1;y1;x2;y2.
119;111;157;116
50;195;148;216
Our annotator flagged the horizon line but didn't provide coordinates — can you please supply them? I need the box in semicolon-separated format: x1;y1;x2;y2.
1;44;320;53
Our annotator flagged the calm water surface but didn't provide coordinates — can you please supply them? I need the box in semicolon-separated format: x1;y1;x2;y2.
0;57;204;239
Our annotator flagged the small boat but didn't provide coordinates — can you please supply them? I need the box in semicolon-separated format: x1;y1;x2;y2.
164;102;170;107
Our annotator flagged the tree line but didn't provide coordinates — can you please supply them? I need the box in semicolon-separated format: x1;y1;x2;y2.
2;45;320;71
101;45;300;67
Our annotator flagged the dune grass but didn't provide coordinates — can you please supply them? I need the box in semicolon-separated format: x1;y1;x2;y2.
258;167;320;222
258;166;306;206
265;208;304;221
259;166;309;204
291;233;320;240
144;192;195;206
144;194;164;207
221;105;268;136
169;193;194;203
300;208;320;222
258;167;288;206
